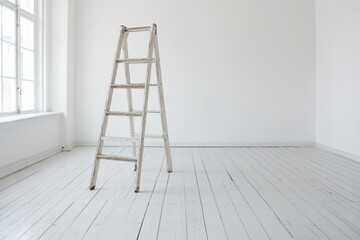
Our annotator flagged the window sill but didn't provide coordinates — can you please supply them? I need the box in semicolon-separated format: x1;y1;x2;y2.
0;112;64;129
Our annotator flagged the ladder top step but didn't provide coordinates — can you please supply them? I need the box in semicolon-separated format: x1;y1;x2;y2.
106;111;143;117
125;26;151;32
97;154;137;162
116;58;156;64
111;83;145;89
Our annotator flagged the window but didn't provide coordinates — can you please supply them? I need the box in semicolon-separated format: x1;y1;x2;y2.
0;0;37;114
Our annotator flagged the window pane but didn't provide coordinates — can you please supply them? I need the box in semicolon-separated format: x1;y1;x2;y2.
21;80;34;110
3;42;16;77
20;0;34;14
3;78;17;112
21;49;34;80
20;17;34;50
2;7;16;44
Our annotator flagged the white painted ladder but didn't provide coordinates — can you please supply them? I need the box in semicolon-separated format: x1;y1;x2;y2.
89;24;172;192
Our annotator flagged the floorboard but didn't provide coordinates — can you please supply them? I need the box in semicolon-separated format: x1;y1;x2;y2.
0;147;359;240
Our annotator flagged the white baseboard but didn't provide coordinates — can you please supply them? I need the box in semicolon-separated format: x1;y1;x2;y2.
315;143;360;163
0;146;62;179
75;141;315;147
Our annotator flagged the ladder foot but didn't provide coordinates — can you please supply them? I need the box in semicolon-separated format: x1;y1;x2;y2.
167;170;172;173
134;186;139;193
89;185;96;190
134;164;137;171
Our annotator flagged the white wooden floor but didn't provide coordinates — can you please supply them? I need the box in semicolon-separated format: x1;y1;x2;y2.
0;147;360;240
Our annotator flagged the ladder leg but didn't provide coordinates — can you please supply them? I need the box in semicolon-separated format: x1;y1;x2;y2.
154;34;173;173
135;144;144;192
90;26;126;190
135;25;156;192
90;156;100;190
123;35;137;171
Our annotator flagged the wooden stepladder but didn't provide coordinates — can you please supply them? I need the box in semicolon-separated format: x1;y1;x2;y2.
89;24;172;192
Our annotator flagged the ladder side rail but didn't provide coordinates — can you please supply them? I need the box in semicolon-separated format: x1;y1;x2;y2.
89;26;127;190
123;33;138;169
135;25;157;192
154;32;173;172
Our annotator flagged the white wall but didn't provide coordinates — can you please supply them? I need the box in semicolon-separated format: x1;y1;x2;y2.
0;113;63;177
315;0;360;157
73;0;316;145
48;0;75;149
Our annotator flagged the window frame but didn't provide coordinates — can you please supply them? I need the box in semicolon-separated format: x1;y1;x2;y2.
0;0;40;116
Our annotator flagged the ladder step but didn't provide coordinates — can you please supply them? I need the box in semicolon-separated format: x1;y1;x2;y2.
111;83;157;88
132;109;160;114
146;134;164;138
116;58;156;64
136;133;164;139
126;26;151;32
102;134;163;141
111;83;145;89
106;111;143;117
101;136;138;142
97;154;137;162
146;134;163;138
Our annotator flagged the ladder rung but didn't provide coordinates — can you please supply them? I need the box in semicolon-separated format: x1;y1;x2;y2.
126;26;151;32
106;111;143;117
136;133;164;139
149;84;158;86
97;154;137;162
101;136;138;142
116;58;156;64
146;134;164;138
111;83;145;89
133;109;160;114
